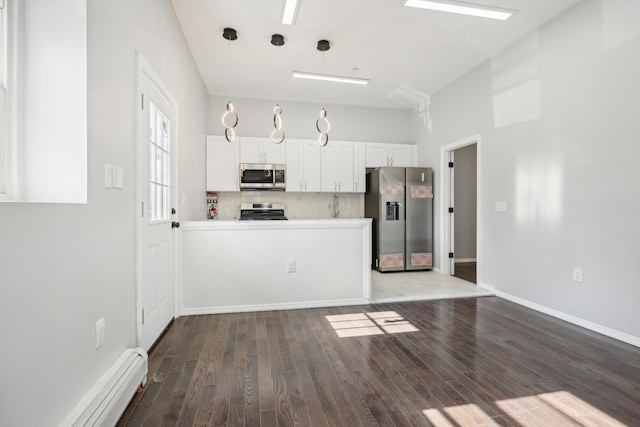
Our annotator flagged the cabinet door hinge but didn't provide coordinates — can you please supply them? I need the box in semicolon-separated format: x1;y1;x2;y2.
448;161;454;168
141;94;145;110
449;207;454;213
448;252;454;258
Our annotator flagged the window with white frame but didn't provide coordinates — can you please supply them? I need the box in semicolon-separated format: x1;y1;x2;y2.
0;0;87;202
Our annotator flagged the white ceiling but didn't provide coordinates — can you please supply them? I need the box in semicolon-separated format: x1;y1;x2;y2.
171;0;580;109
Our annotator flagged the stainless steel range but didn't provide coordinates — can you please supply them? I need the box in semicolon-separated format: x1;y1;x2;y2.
239;203;288;220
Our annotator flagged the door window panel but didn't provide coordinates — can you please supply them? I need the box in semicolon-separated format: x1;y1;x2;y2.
149;101;170;221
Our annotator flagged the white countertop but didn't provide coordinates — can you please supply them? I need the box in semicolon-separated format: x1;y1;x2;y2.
181;218;372;231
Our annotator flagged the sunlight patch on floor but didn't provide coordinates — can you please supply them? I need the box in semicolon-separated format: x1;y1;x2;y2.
422;391;627;426
326;311;419;338
424;404;498;426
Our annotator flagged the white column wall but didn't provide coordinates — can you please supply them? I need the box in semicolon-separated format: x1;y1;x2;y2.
418;0;640;342
0;1;209;425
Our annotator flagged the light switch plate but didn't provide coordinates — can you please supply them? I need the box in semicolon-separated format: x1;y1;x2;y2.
113;166;124;189
104;164;113;189
495;201;507;212
96;318;106;349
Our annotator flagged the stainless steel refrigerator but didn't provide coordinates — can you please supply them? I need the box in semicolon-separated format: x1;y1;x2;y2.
365;167;433;272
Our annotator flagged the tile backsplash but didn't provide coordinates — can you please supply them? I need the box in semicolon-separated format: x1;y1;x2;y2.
213;192;364;220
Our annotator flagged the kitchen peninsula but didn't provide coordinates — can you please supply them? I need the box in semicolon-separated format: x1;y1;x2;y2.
179;218;372;315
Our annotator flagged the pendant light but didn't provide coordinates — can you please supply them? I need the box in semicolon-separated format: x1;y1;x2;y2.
316;39;331;146
222;27;239;142
270;34;285;144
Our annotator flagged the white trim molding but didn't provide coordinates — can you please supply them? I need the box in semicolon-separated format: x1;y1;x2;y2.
439;134;482;278
491;287;640;348
180;298;370;316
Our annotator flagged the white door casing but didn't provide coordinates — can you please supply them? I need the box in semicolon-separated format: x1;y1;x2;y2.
439;134;481;280
448;150;455;276
136;56;178;351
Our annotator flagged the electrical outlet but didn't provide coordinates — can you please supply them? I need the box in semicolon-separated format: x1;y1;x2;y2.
96;318;106;349
573;268;583;283
287;260;296;273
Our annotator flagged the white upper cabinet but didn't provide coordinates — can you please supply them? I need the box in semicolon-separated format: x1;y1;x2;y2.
206;135;240;191
240;136;286;164
389;144;415;167
365;143;390;168
365;143;416;167
286;139;320;192
353;142;366;193
321;141;354;193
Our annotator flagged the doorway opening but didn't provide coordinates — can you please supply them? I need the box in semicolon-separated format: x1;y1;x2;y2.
440;135;481;284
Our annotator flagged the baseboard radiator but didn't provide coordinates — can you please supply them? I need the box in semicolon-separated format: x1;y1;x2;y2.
61;348;148;427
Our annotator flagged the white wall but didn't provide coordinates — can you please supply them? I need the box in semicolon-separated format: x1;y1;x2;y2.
0;1;208;425
453;143;477;260
419;0;640;341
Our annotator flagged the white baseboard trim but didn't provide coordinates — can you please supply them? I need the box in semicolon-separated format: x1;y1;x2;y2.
494;288;640;348
477;282;495;292
179;298;370;316
61;348;147;427
455;258;477;263
433;267;442;274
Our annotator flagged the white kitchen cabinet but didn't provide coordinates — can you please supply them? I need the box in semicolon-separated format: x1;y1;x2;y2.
365;142;416;168
240;136;286;164
353;142;366;193
206;135;240;191
286;139;321;192
390;144;416;167
321;141;354;192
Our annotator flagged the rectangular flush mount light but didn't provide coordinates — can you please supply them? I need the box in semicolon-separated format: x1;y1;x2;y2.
292;71;370;85
403;0;514;20
282;0;300;25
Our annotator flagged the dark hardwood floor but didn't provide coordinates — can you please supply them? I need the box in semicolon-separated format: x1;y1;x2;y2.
118;298;640;426
454;262;476;284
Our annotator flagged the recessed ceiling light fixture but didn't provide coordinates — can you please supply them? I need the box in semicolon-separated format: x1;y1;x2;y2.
292;71;370;85
402;0;514;21
282;0;300;25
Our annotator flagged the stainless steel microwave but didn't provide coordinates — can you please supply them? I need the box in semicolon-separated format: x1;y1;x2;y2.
239;163;286;190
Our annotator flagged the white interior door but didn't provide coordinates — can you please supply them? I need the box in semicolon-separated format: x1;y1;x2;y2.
136;67;177;351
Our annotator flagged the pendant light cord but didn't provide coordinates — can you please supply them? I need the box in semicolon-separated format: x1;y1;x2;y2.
270;34;285;144
317;44;330;146
222;28;239;142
